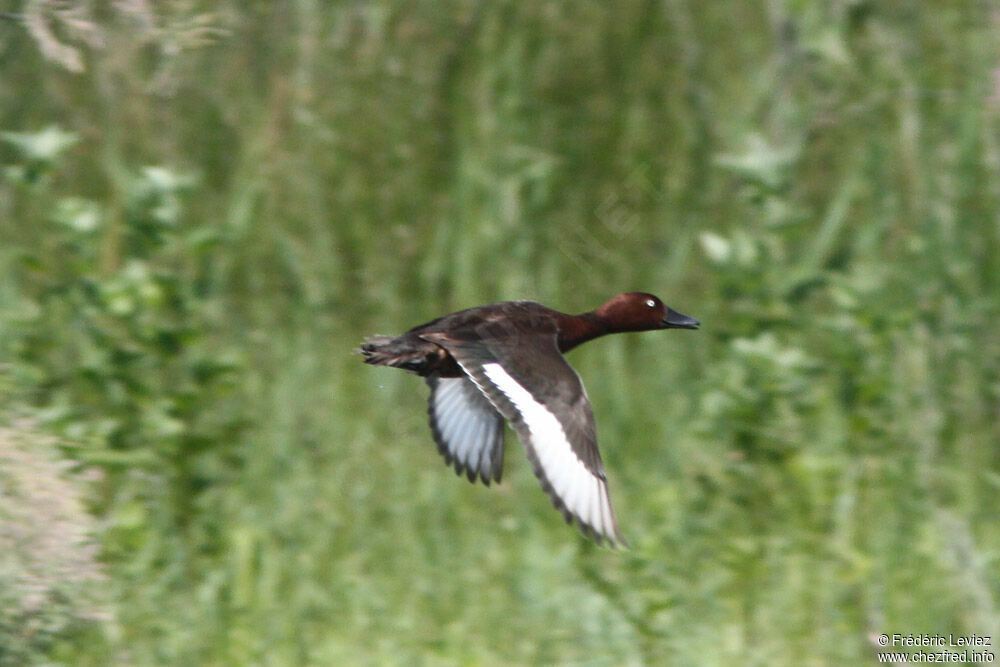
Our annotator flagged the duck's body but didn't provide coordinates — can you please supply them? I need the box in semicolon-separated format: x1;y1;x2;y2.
359;292;699;547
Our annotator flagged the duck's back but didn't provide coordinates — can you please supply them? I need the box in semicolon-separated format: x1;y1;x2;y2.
406;300;558;340
361;301;560;378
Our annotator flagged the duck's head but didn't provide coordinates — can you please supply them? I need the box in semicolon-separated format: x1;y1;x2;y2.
595;292;700;332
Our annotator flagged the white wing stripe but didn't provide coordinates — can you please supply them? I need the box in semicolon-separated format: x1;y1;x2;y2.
585;477;598;530
481;362;611;537
600;484;613;536
587;478;592;526
591;478;603;533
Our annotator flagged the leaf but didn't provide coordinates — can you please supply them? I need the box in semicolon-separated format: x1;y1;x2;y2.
51;198;102;233
715;133;801;191
699;232;732;263
0;126;79;164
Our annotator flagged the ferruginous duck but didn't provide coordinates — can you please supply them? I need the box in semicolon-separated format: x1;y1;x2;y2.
358;292;699;547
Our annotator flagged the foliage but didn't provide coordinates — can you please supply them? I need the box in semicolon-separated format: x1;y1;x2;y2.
1;1;999;664
2;125;247;660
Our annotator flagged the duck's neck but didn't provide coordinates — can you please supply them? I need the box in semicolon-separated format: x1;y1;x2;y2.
555;311;609;353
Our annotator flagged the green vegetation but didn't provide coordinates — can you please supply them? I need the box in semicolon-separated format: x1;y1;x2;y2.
1;1;998;664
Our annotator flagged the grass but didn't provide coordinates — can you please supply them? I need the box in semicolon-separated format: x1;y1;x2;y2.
1;1;999;664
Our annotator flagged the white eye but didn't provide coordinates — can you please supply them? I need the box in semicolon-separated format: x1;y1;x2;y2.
646;299;656;308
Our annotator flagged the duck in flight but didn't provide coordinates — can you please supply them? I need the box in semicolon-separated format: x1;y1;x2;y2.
358;292;699;547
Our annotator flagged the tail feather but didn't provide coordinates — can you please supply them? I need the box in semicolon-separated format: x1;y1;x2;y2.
357;335;429;373
356;335;399;365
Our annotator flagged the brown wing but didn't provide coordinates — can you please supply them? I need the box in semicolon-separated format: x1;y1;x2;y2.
421;330;627;547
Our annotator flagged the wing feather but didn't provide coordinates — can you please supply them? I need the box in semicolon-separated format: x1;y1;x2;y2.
422;332;627;547
426;375;505;484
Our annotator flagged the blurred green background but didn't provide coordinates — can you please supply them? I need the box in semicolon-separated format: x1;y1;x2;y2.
2;1;999;664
